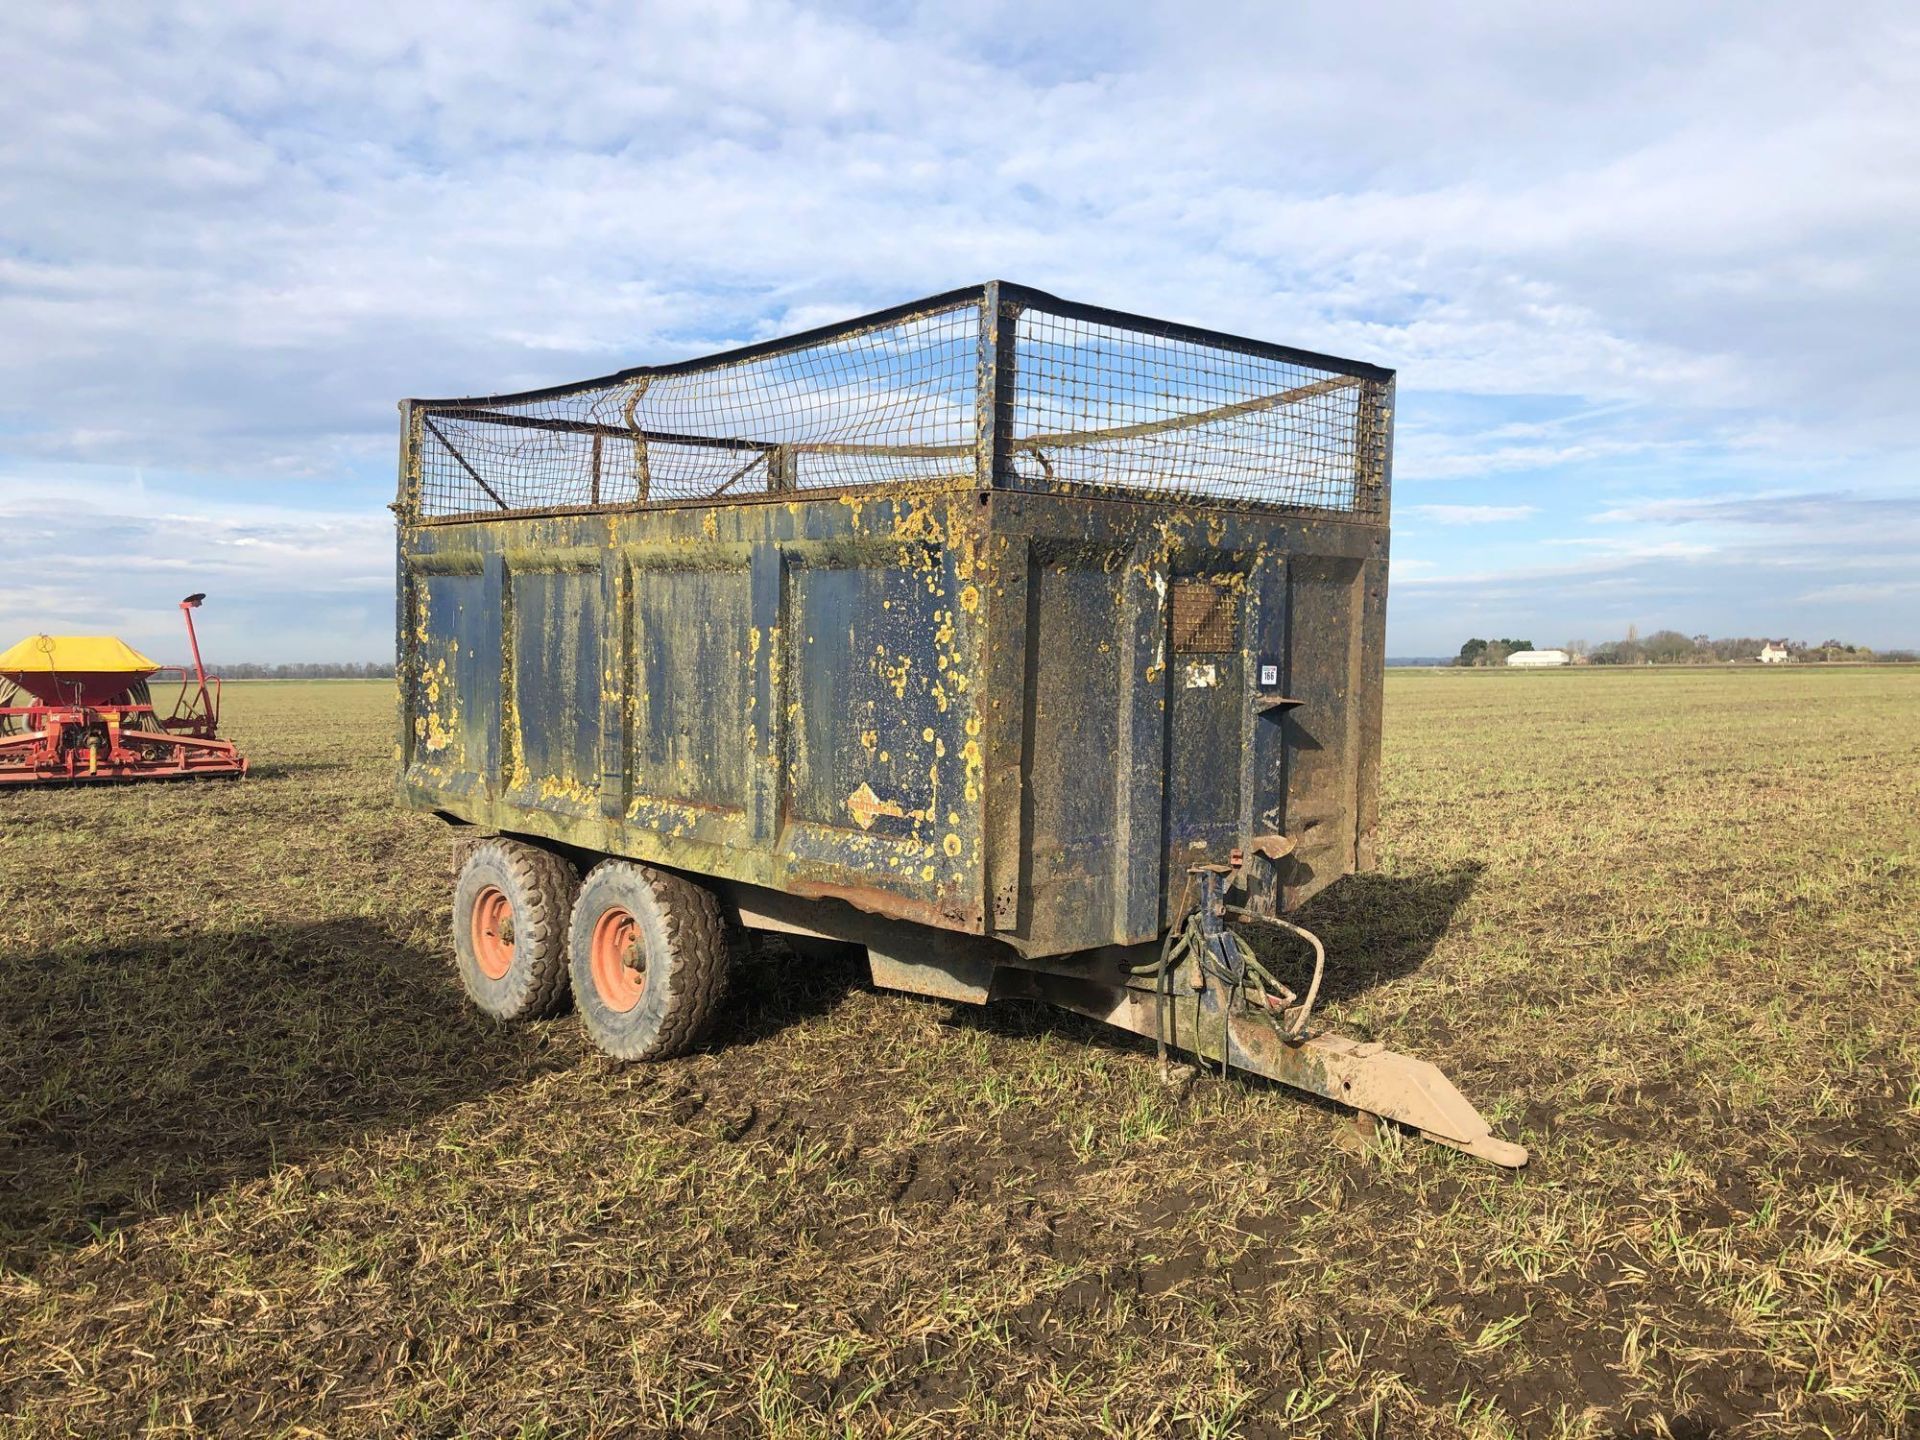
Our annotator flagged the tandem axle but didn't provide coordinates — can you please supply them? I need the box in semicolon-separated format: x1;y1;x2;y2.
452;831;1529;1169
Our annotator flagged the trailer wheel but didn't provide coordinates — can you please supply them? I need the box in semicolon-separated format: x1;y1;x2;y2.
568;860;730;1061
452;840;577;1021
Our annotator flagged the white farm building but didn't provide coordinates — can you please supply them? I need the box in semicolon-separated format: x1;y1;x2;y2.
1507;649;1571;668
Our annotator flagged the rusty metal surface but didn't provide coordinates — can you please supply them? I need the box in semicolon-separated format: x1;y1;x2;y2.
401;491;993;931
866;941;996;1006
396;286;1392;960
983;489;1386;951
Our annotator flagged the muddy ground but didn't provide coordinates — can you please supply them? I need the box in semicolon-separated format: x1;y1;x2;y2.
2;669;1916;1437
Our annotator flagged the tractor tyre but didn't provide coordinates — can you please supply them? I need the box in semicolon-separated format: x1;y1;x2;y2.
567;859;730;1061
452;839;578;1021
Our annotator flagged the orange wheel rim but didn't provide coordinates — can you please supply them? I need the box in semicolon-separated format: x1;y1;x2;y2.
471;885;515;981
590;905;646;1012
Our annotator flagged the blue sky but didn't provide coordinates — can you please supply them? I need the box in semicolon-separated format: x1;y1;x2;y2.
2;1;1915;662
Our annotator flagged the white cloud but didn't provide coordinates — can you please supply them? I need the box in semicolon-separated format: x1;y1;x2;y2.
0;476;390;661
1797;577;1920;605
1397;541;1717;590
1589;491;1920;532
1396;434;1688;483
1407;504;1538;525
1;1;1916;656
1539;538;1721;558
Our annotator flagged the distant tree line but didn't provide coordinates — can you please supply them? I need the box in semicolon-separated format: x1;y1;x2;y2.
217;661;396;679
1581;629;1913;665
1454;638;1535;666
1456;627;1915;666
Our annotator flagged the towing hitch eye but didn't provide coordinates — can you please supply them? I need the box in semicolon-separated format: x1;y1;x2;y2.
1087;863;1527;1168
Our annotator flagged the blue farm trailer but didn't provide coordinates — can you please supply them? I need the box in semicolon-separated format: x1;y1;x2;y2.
395;282;1524;1167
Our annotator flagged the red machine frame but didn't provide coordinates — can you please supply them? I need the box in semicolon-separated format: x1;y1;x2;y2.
0;595;248;786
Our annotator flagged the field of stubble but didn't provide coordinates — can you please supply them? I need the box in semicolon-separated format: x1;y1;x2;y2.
2;668;1916;1438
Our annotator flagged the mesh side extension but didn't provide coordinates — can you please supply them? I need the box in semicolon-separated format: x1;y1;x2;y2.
1005;302;1388;517
402;284;1390;523
413;300;983;519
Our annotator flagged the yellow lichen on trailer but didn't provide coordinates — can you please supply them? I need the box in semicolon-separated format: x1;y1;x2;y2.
960;713;984;804
877;653;913;700
415;648;457;754
537;774;597;808
892;498;947;545
420;710;454;753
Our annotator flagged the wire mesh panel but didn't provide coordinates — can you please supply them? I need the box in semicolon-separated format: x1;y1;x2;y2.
412;298;983;519
403;284;1390;523
1004;300;1388;517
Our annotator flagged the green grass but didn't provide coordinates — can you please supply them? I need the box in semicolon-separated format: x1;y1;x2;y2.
1;669;1916;1437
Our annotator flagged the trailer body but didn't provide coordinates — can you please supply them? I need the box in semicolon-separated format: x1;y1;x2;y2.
397;283;1389;957
393;284;1524;1166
